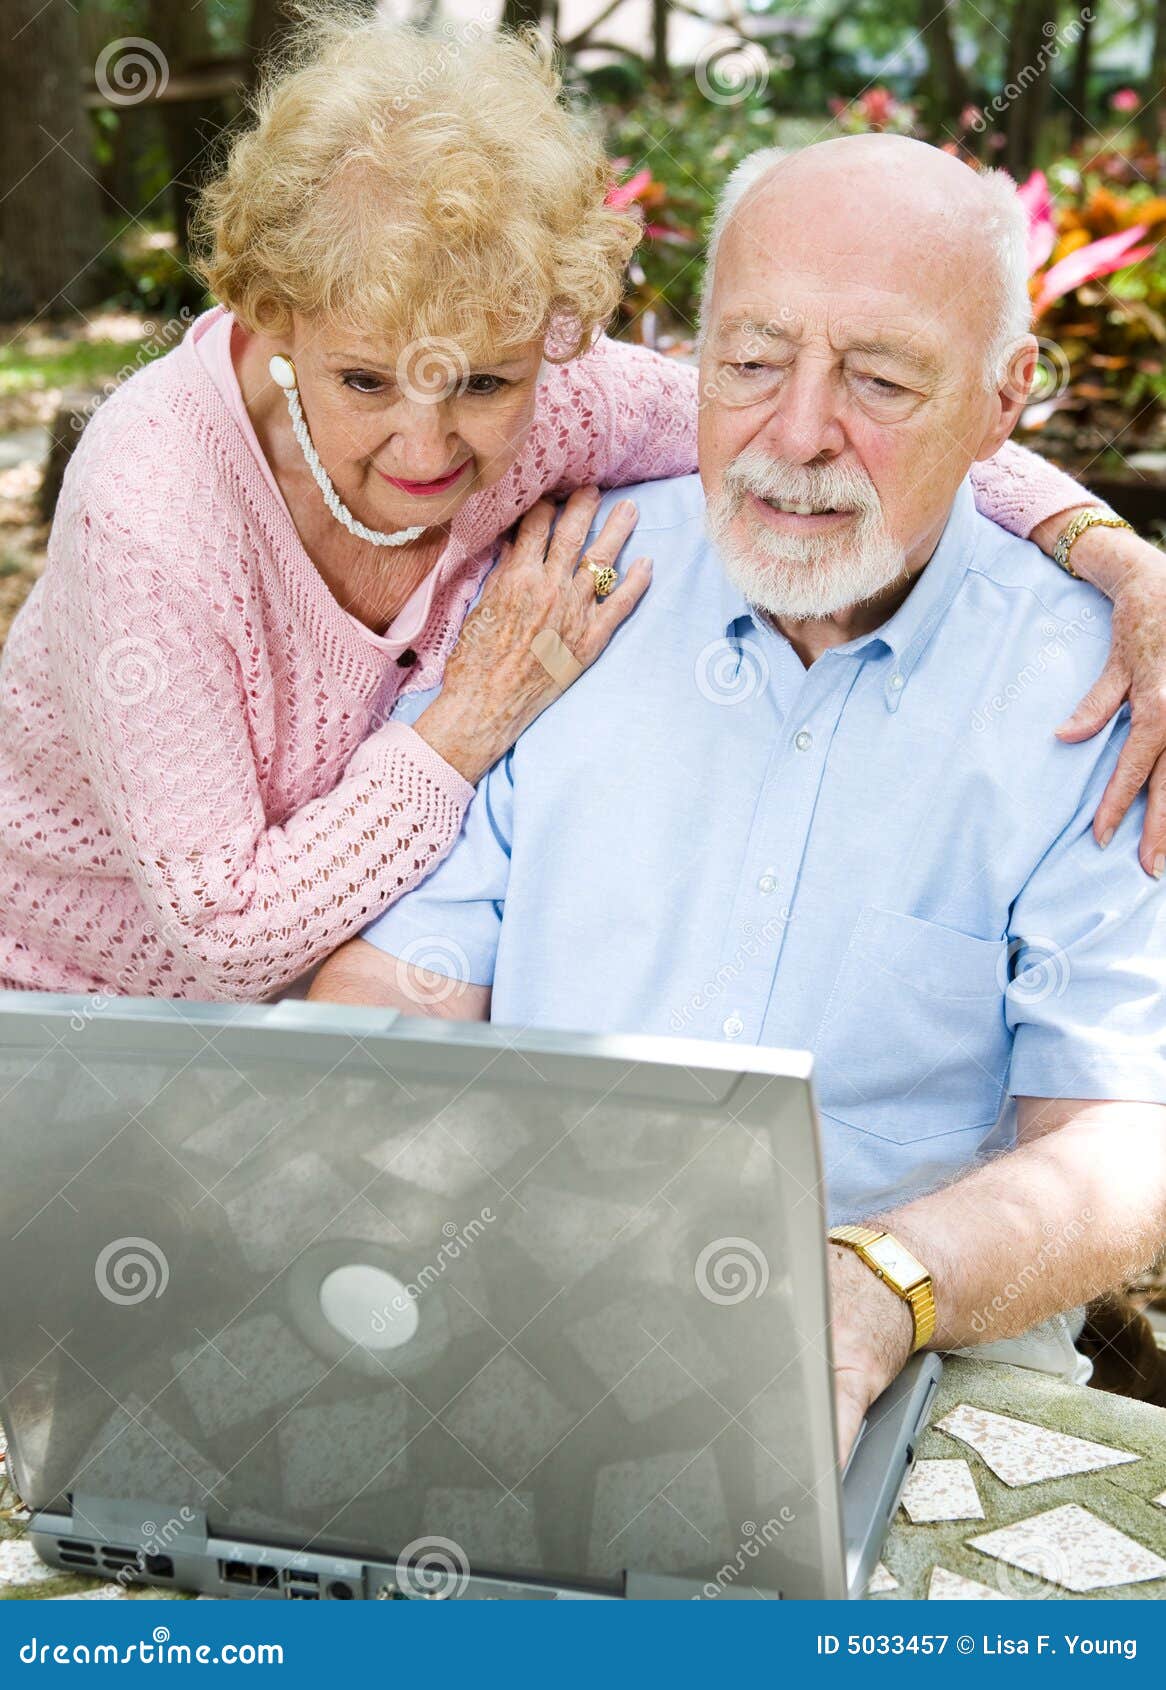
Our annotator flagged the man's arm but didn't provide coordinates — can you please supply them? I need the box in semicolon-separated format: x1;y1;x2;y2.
309;937;491;1020
830;1097;1166;1459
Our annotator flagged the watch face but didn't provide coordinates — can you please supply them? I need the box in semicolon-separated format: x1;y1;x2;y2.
867;1236;926;1290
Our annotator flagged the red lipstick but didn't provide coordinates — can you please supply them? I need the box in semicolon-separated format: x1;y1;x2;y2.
379;460;471;496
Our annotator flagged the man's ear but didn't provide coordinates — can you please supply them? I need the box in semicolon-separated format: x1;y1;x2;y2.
973;333;1039;462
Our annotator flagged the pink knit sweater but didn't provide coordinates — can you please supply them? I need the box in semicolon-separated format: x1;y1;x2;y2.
0;313;1089;1000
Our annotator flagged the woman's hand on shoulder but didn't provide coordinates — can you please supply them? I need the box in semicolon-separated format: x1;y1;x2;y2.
416;487;650;785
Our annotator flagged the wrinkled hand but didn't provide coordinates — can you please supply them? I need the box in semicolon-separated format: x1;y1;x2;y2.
829;1245;915;1466
1056;534;1166;876
418;488;650;785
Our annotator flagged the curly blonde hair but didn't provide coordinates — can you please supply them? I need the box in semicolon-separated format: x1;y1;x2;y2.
193;9;639;363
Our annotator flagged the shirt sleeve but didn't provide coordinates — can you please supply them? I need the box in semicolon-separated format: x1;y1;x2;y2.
359;751;516;987
1006;717;1166;1104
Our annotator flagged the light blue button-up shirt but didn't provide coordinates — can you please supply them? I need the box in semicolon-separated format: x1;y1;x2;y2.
366;474;1165;1220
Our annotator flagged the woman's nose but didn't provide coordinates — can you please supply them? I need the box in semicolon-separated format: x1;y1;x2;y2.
389;402;460;478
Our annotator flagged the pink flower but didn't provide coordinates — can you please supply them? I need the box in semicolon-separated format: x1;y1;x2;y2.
1017;170;1057;274
1032;224;1152;316
1111;87;1140;113
862;87;895;127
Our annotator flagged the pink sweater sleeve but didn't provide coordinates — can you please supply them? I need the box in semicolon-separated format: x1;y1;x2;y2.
563;335;699;487
53;507;473;1002
969;438;1092;537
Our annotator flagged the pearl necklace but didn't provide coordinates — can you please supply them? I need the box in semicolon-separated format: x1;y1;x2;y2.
268;355;426;548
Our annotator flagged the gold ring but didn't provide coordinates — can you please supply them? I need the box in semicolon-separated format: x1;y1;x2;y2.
583;557;618;598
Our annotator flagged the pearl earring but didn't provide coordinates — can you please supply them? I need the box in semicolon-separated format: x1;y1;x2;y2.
267;355;426;548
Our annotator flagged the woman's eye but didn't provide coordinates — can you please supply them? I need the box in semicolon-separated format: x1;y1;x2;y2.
341;372;385;394
463;373;509;396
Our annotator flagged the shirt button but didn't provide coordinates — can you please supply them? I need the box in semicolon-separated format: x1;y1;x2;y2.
888;671;904;691
794;729;813;752
722;1012;744;1039
758;874;777;894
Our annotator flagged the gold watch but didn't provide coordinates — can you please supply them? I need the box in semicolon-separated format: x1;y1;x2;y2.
828;1224;936;1351
1051;510;1133;579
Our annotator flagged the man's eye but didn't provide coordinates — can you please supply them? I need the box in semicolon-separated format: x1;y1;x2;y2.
860;374;906;395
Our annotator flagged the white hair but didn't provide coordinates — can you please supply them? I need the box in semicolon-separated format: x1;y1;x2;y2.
697;146;1032;389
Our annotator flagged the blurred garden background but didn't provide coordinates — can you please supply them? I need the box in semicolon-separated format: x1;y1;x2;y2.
2;0;1166;650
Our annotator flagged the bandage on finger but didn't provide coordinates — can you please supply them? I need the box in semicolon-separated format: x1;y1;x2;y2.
530;627;584;689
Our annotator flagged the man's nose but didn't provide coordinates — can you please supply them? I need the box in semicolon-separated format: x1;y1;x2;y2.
758;363;844;465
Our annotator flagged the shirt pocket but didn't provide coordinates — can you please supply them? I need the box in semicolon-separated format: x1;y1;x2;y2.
813;906;1010;1144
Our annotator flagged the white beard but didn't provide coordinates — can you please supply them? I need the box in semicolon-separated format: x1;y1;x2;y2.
706;446;907;620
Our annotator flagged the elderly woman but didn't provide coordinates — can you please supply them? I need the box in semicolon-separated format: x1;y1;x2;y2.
0;16;1162;1002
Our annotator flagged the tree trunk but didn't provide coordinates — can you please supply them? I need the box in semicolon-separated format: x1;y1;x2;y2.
0;0;105;320
1002;0;1060;181
147;0;230;259
1066;5;1094;145
1140;0;1166;149
501;0;545;33
918;0;970;131
247;0;296;86
651;0;670;85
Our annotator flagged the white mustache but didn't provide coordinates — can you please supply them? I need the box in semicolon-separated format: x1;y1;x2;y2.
722;446;881;516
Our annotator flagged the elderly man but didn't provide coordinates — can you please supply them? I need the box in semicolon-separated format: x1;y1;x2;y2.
311;137;1166;1457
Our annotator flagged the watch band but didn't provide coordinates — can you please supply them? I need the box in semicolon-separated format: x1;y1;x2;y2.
1051;510;1133;580
828;1224;937;1352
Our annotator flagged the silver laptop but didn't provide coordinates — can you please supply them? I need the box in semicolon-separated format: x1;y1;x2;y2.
0;993;939;1600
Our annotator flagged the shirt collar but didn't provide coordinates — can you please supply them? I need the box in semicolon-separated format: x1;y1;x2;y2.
716;477;978;712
